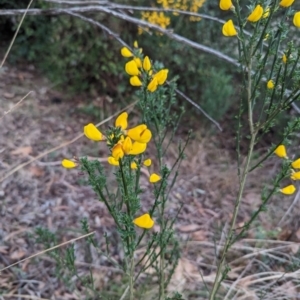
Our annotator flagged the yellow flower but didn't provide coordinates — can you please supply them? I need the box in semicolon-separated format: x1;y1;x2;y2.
122;136;133;155
279;0;295;7
147;77;158;92
112;144;124;160
282;53;287;64
219;0;232;10
61;159;77;169
108;156;119;166
222;20;238;37
143;158;152;167
131;162;137;169
263;7;270;18
125;60;140;76
153;69;168;85
292;158;300;169
121;47;133;57
115;112;128;130
133;41;138;48
293;12;300;28
133;213;154;229
134;57;142;68
291;171;300;180
149;173;161;183
130;76;142;87
280;185;296;195
84;123;102;141
127;124;152;143
274;145;288;158
129;142;147;155
267;80;274;89
247;5;264;22
143;56;152;71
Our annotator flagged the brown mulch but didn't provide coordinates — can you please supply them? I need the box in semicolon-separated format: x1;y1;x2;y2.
1;63;300;299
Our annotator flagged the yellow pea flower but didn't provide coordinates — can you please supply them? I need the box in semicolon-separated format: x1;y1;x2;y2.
263;7;270;18
121;47;133;57
133;213;154;229
129;142;147;155
127;125;152;143
115;112;128;130
130;76;142;87
279;0;295;7
292;158;300;169
134;57;142;68
143;56;152;71
108;156;119;166
149;173;161;183
112;144;124;160
125;60;140;76
122;136;133;154
222;20;237;37
131;162;137;169
61;159;77;169
247;5;264;22
282;53;287;64
219;0;232;10
267;80;274;89
274;145;288;158
153;69;169;85
143;159;152;167
293;12;300;28
147;77;158;92
291;171;300;180
280;185;296;195
84;123;102;141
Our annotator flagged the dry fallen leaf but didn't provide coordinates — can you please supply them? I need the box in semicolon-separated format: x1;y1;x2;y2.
10;249;26;260
11;146;32;156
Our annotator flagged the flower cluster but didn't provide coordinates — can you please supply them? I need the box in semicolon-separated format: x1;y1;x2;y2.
220;0;299;37
139;0;206;34
62;112;163;229
121;42;168;93
274;144;300;195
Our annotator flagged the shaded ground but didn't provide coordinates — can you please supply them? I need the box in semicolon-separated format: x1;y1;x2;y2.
1;63;300;299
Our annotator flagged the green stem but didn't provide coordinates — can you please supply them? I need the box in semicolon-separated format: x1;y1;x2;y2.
129;252;135;300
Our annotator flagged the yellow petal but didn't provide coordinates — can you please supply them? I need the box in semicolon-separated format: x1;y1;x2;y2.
247;5;263;22
131;162;137;169
61;159;77;169
149;173;161;183
219;0;233;10
129;142;147;155
143;158;152;167
292;158;300;169
143;56;152;72
153;69;168;85
279;0;295;7
280;185;296;195
84;123;102;141
122;136;133;154
291;171;300;180
293;12;300;28
130;76;142;87
133;213;154;229
108;156;119;166
115;112;128;130
121;47;133;58
267;80;274;89
263;7;270;18
282;54;287;64
147;77;158;92
134;57;142;68
127;125;152;143
222;19;238;37
133;40;139;48
112;144;124;160
274;145;287;158
125;60;140;76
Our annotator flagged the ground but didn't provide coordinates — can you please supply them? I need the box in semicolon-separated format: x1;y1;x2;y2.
1;62;300;299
